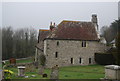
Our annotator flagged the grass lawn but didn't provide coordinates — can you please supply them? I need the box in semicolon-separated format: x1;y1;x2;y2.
4;57;33;65
5;64;105;79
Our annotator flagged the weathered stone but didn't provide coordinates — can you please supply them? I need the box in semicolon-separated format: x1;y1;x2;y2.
25;64;35;72
9;58;16;65
105;65;120;80
50;65;59;79
33;61;39;69
18;66;26;77
44;39;108;68
38;65;45;75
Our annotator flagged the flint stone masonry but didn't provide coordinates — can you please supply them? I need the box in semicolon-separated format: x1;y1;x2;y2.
105;65;120;80
44;39;107;68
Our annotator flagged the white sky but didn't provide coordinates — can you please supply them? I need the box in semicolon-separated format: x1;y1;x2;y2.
1;1;119;31
118;1;120;18
0;1;2;28
1;0;120;2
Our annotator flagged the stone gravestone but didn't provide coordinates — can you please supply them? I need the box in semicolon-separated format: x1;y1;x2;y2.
25;63;35;72
104;65;120;80
34;61;39;69
50;65;59;79
9;58;16;66
38;65;45;75
17;66;26;77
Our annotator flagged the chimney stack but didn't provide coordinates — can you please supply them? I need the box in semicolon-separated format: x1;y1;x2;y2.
91;14;100;39
53;22;55;27
91;14;98;30
50;22;52;26
50;22;55;31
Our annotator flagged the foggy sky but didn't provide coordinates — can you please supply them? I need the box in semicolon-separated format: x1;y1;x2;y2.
118;1;120;18
2;2;118;31
0;2;2;27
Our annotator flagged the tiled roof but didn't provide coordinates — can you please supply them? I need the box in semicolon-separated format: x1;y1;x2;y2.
37;29;50;50
38;29;50;41
35;42;44;51
48;20;99;40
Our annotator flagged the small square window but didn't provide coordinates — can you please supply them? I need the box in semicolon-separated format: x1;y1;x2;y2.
79;57;83;64
55;52;58;58
82;41;86;47
89;58;92;64
71;58;73;64
57;41;59;46
79;58;82;64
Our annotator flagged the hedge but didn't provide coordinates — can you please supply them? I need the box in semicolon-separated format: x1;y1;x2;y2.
95;53;116;65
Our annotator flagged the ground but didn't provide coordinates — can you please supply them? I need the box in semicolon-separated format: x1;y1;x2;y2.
3;58;105;79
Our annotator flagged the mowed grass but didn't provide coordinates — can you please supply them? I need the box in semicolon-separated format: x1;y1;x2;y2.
5;58;33;64
3;58;105;79
6;64;105;79
59;65;105;79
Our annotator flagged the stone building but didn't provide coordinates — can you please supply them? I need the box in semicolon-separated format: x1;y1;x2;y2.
35;14;107;68
35;29;50;62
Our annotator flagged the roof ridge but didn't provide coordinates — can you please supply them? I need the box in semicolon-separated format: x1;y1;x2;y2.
62;20;91;23
39;29;49;31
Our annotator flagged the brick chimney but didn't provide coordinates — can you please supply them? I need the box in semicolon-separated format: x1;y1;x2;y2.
53;22;55;27
50;22;55;31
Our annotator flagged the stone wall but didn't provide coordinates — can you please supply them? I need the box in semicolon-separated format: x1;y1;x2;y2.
44;39;107;68
105;65;120;80
35;48;44;62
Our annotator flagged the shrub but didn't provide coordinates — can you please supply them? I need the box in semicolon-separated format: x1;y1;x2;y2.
95;53;116;65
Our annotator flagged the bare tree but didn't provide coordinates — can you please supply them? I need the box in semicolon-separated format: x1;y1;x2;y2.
2;27;13;59
101;24;117;44
2;27;37;60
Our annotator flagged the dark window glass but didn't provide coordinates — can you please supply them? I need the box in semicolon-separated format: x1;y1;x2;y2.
55;52;58;58
71;58;73;64
89;58;92;64
82;41;86;47
57;41;59;46
79;58;82;64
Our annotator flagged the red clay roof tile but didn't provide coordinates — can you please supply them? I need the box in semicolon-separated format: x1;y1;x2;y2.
48;20;99;40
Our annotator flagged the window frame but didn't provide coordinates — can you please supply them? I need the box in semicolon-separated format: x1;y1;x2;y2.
79;57;82;64
71;58;74;64
82;41;86;47
89;58;92;64
57;41;59;46
55;52;58;58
